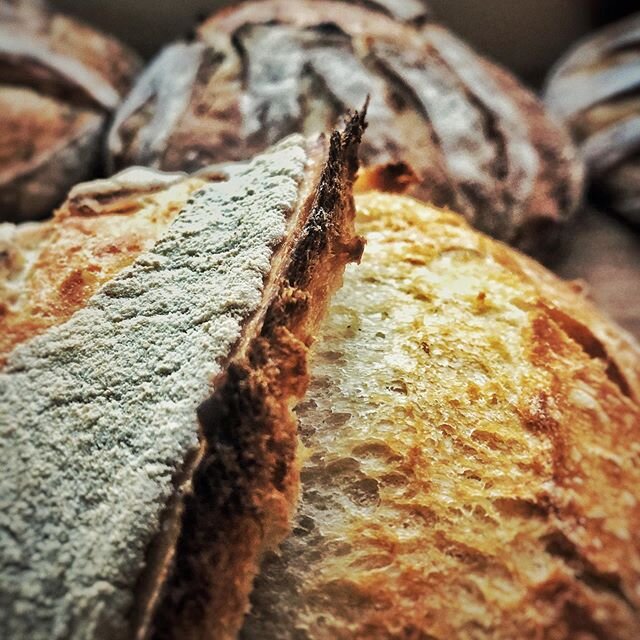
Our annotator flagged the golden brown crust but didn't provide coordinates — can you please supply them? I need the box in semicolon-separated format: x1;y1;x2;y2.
243;192;640;640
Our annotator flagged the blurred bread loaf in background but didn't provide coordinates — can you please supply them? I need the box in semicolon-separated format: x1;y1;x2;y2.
545;12;640;225
0;0;141;222
106;0;584;258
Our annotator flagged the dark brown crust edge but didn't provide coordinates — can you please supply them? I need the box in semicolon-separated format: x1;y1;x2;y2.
144;112;366;640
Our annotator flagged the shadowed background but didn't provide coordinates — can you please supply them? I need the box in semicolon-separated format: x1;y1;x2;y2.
50;0;636;84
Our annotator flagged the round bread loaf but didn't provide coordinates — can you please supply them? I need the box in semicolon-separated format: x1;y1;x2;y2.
0;0;141;222
242;191;640;640
107;0;583;258
545;13;640;225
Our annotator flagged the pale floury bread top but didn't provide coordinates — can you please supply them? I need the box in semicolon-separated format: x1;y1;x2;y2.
243;192;640;640
0;120;365;640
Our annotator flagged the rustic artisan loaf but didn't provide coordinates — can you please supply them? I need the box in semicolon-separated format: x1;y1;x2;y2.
545;12;640;225
0;117;365;640
242;192;640;639
107;0;583;257
0;0;141;222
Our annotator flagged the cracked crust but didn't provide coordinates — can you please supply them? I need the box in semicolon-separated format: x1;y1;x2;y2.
141;111;365;640
108;0;582;257
0;114;365;640
242;192;640;640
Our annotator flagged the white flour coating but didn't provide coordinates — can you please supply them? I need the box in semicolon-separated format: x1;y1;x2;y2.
0;135;309;640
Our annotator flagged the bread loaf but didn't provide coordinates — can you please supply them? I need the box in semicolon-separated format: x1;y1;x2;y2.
0;116;365;640
107;0;583;257
0;0;141;222
242;192;640;639
545;12;640;225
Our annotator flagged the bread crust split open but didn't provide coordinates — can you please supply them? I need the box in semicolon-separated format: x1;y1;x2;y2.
0;113;365;640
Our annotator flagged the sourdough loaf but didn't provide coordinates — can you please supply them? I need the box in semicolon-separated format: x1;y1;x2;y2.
545;12;640;225
107;0;583;257
0;116;365;640
0;0;141;222
242;192;640;639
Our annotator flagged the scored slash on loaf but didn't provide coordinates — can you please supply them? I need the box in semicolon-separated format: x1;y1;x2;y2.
0;114;366;640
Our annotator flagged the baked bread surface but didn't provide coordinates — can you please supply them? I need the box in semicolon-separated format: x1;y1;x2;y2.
0;0;141;221
0;119;364;640
0;167;204;362
544;12;640;224
243;192;640;639
108;0;583;257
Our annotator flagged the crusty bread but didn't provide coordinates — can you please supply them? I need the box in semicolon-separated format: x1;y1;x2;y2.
544;12;640;225
0;0;141;221
108;0;583;257
0;115;365;640
0;167;206;362
242;192;640;639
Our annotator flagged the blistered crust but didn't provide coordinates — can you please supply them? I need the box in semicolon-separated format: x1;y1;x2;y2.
243;192;640;640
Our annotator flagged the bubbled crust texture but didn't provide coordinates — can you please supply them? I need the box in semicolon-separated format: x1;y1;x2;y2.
0;0;141;221
243;193;640;640
544;13;640;224
107;0;582;257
